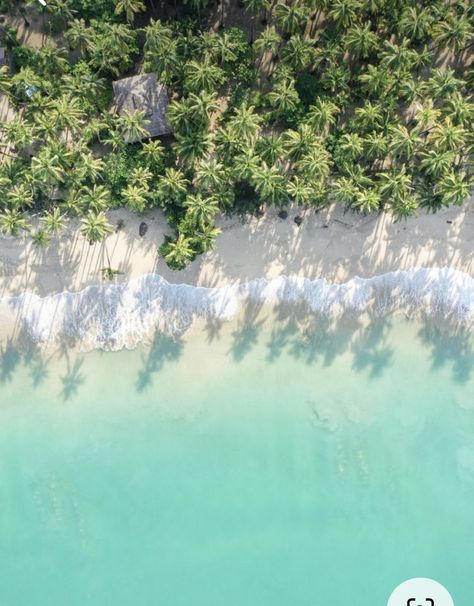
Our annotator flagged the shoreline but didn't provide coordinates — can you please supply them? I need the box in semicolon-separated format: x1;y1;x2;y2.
0;202;473;298
0;203;473;350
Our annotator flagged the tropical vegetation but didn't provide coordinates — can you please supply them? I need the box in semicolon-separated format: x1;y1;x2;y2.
0;0;472;269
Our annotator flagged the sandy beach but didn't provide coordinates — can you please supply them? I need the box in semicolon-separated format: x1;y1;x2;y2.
0;201;473;300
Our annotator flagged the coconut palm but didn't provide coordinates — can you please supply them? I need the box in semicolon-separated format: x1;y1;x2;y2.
65;19;92;53
388;124;421;160
273;1;307;34
352;188;381;214
80;184;111;213
398;6;432;41
434;171;471;207
256;134;286;165
161;233;194;269
185;193;219;229
327;0;359;28
0;209;28;237
158;168;189;206
419;149;456;178
188;91;220;125
139;140;165;168
430;118;467;153
228;102;262;142
31;229;51;248
80;211;113;243
345;23;379;58
305;98;340;135
231;149;260;181
284;124;319;162
254;26;281;66
114;0;146;23
287;176;314;205
185;59;225;93
377;166;413;203
122;184;149;212
0;66;12;97
251;162;288;206
282;35;314;71
354;101;383;132
40;207;66;235
194;223;222;252
6;183;33;209
173;131;211;166
117;110;150;143
242;0;269;43
363;131;388;162
444;93;474;127
267;77;300;117
432;14;472;54
195;158;227;190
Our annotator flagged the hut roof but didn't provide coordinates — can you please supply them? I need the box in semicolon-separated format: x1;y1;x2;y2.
112;73;172;142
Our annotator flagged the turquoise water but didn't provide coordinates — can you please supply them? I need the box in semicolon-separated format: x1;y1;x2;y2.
0;317;473;605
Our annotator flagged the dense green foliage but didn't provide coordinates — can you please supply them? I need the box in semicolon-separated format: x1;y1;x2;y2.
0;0;473;269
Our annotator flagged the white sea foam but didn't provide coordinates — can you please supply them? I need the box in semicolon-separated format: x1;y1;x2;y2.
1;267;472;351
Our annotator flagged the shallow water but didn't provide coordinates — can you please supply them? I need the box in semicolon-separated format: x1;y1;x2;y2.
0;317;473;605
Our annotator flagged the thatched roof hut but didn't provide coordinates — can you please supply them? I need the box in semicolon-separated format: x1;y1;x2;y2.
112;73;172;142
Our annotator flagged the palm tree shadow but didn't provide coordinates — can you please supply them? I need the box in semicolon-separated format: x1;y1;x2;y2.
228;304;265;362
136;334;184;392
60;357;86;401
417;323;473;383
0;339;21;384
350;320;394;379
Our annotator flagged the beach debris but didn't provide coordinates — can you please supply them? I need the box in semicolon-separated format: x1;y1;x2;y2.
294;216;303;226
446;220;453;224
278;210;288;220
116;219;125;232
139;222;148;237
323;224;329;228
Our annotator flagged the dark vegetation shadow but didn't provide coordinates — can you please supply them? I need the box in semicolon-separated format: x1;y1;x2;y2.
60;355;85;401
136;332;184;392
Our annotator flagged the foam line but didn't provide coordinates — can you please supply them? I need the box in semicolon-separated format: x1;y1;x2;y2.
1;267;472;351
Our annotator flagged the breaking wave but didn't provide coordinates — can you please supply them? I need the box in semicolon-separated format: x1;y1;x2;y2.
2;267;473;351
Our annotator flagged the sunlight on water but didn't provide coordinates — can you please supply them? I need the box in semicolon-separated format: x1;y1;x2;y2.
0;317;473;605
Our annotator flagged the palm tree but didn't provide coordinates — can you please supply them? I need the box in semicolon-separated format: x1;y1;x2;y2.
352;188;381;214
432;14;471;54
273;1;306;34
65;19;92;53
377;166;412;203
398;6;431;41
444;93;474;127
388;124;420;161
284;123;319;162
40;207;66;235
114;0;146;23
118;110;150;143
139;140;165;168
305;98;340;135
31;229;51;248
419;149;456;178
0;209;28;237
282;35;314;72
345;23;379;59
122;184;149;212
173;131;211;166
267;77;300;118
194;223;222;252
363;131;388;163
231;149;260;181
254;26;281;68
327;0;359;28
185;193;219;229
256;134;285;165
188;91;220;126
354;101;383;132
185;59;225;93
80;211;113;243
158;168;189;207
81;184;111;213
287;176;314;205
7;183;33;209
251;162;288;206
160;233;194;269
430;118;467;153
0;66;12;97
195;158;227;190
228;102;262;143
434;171;471;207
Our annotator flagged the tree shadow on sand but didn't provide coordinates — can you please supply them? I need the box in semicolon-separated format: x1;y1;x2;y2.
136;334;184;392
228;303;265;362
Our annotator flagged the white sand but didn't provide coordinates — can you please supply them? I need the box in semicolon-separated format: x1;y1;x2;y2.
0;202;472;300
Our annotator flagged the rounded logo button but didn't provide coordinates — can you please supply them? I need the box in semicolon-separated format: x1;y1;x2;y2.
387;578;454;606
